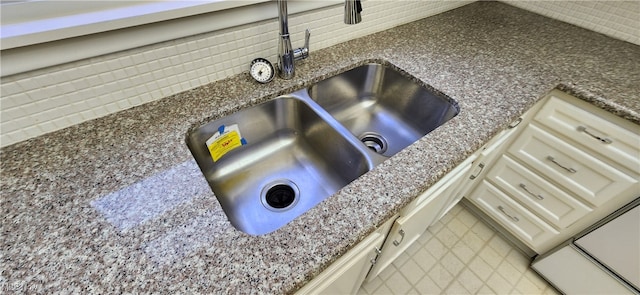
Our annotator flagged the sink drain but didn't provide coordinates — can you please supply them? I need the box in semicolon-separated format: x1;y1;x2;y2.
261;180;299;211
359;132;388;154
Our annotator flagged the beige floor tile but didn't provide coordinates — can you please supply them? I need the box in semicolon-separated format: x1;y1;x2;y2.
441;251;465;275
448;204;463;216
416;228;434;245
427;220;445;235
436;226;459;248
392;251;411;269
372;283;393;295
478;245;503;269
427;264;455;290
523;269;551;290
506;248;531;269
451;240;475;264
362;275;385;294
488;234;513;255
445;280;471;294
456;208;478;228
496;259;524;286
457;268;484;293
470;221;495;242
446;218;469;238
468;255;494;281
411;248;437;273
460;230;486;252
424;236;448;259
439;211;456;224
486;272;514;294
398;259;425;285
414;274;442;295
386;271;412;294
379;263;398;281
404;240;422;256
357;204;554;295
357;285;370;295
543;285;561;295
514;274;546;294
477;285;496;295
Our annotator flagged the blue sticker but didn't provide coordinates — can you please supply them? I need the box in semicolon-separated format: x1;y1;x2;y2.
241;138;247;145
217;125;225;134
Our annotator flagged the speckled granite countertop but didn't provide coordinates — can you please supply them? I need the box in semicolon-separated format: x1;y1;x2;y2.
2;2;639;294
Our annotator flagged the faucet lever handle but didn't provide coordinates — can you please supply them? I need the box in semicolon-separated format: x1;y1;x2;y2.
294;29;310;60
304;29;310;51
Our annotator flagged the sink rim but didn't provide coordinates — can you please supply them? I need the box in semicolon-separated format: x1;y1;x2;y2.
186;94;374;235
307;62;460;159
185;60;460;235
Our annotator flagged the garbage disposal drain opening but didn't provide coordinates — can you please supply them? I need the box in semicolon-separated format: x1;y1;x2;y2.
360;132;388;154
261;180;299;211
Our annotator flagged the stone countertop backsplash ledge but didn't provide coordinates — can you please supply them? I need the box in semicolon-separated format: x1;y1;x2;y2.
1;2;639;294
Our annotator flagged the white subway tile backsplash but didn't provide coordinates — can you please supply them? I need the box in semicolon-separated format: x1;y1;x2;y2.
505;1;640;45
2;1;636;148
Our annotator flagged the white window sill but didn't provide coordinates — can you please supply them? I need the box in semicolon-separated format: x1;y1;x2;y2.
1;1;273;50
0;0;340;77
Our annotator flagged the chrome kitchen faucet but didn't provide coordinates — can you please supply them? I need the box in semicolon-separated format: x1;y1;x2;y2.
277;0;362;79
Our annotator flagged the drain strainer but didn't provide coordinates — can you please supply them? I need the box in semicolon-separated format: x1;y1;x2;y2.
261;180;300;211
359;132;388;154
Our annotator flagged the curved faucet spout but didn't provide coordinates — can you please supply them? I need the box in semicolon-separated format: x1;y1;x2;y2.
276;0;361;79
345;0;362;24
277;0;297;79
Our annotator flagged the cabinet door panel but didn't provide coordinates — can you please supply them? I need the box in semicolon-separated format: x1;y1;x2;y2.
535;94;640;173
469;180;558;251
488;155;592;229
297;232;384;295
367;187;451;279
508;124;637;206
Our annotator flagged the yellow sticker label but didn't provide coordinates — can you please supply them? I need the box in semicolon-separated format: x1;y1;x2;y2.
207;130;243;162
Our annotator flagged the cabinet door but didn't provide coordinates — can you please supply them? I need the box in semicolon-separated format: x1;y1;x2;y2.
367;186;452;280
297;232;385;295
508;124;637;206
488;155;592;229
469;180;559;252
436;158;473;220
534;92;640;173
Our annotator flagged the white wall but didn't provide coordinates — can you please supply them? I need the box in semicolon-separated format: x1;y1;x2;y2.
0;1;471;148
1;1;638;148
504;1;640;45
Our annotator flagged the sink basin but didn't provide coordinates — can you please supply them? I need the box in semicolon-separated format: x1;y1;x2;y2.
308;63;459;158
186;95;372;235
187;62;459;235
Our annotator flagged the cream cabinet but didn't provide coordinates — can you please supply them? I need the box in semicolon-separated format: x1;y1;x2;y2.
470;180;559;249
487;156;592;229
298;89;639;292
364;111;525;282
507;124;636;206
366;151;484;281
466;90;640;254
297;153;480;292
296;217;394;295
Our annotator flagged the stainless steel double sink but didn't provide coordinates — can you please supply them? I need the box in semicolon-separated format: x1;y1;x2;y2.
187;63;459;235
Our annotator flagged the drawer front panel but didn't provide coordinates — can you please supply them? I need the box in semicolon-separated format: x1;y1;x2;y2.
488;155;592;229
535;94;640;173
469;181;558;250
508;124;637;206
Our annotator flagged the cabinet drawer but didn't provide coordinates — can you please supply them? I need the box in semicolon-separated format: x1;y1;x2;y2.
534;93;640;173
488;155;592;229
469;180;558;251
508;124;638;207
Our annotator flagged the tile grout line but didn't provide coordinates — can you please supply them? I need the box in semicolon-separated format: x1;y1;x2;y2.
359;203;557;295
